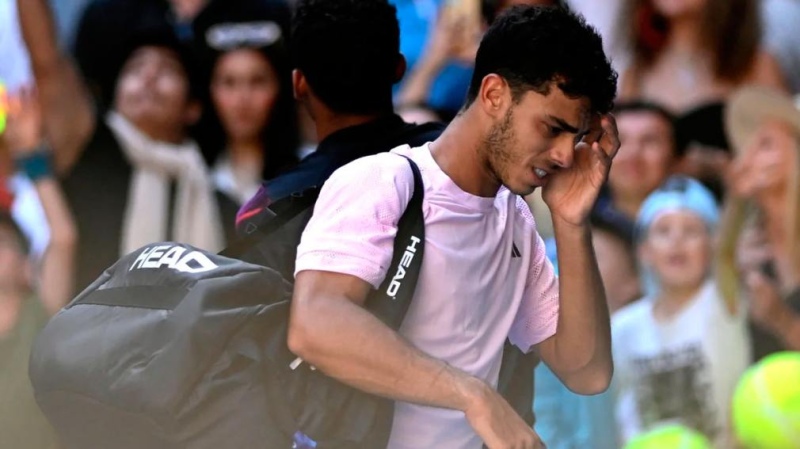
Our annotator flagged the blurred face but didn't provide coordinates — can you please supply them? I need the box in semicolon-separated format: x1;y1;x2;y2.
211;49;279;143
730;120;798;200
480;87;591;196
0;225;26;289
651;0;706;19
609;110;675;201
114;46;195;141
640;210;712;291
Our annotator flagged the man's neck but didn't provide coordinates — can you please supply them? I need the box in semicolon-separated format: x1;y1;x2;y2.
314;111;392;143
428;110;499;198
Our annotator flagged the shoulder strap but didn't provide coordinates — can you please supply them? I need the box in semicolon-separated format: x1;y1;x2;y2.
365;156;425;330
220;155;425;332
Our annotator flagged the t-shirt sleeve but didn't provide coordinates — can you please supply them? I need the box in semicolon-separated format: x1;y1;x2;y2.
295;154;415;288
508;230;560;353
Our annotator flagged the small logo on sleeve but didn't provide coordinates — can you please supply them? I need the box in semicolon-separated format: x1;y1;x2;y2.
511;243;521;258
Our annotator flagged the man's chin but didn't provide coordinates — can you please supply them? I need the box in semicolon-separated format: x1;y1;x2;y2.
508;184;539;197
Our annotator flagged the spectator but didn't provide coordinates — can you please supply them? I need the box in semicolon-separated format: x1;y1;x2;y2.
0;86;76;449
612;176;750;447
591;101;679;242
18;0;225;293
73;0;291;112
616;0;786;200
206;19;299;242
236;0;444;235
719;86;800;357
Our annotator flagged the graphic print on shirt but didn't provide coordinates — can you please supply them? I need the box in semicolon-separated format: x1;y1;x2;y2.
631;344;718;439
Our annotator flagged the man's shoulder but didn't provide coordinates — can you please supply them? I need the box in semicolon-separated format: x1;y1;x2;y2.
330;151;417;187
513;195;539;231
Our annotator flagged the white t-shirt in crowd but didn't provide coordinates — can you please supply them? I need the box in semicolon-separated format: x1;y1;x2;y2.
295;144;560;449
611;280;751;447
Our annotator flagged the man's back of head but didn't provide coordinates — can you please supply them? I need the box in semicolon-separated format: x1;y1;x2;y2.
291;0;403;116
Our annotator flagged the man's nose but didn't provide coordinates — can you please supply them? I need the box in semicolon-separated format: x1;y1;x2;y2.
549;142;575;169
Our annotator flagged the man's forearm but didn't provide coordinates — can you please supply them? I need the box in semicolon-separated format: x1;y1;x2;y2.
288;283;486;412
548;219;612;385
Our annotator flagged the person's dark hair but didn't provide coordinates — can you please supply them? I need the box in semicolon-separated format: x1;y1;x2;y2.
292;0;401;114
0;212;30;255
481;0;570;25
466;5;617;114
613;99;683;157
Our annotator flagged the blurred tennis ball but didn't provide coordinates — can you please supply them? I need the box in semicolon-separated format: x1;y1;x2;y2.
732;351;800;449
0;82;8;134
624;424;712;449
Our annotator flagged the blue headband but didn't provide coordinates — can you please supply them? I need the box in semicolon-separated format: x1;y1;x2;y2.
635;176;720;240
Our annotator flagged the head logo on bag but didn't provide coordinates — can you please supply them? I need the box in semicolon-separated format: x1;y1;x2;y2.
129;245;218;273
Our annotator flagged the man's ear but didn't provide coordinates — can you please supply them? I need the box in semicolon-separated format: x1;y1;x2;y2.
477;74;511;119
394;54;407;84
184;100;202;127
293;69;307;101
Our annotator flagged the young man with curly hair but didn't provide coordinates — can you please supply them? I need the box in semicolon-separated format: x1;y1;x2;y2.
288;5;620;449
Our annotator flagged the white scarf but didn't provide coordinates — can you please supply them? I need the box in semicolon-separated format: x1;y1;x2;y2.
106;112;225;255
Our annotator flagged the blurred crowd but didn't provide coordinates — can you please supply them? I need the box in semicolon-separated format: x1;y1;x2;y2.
1;0;799;448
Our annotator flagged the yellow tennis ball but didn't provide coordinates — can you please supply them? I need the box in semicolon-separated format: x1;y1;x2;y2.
624;424;712;449
732;351;800;449
0;82;7;135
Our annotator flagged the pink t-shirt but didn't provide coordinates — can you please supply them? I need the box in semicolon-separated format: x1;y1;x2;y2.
295;144;560;449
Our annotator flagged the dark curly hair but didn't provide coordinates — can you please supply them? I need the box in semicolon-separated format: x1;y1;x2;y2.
291;0;401;115
467;5;617;114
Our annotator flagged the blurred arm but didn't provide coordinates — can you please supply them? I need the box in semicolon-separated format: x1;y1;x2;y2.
17;0;95;174
4;88;76;315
